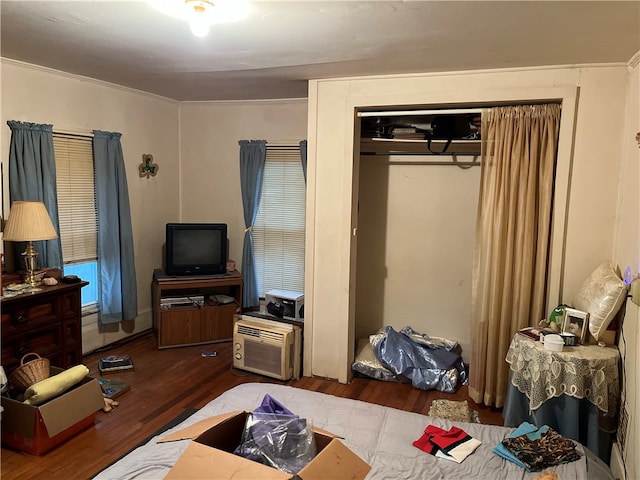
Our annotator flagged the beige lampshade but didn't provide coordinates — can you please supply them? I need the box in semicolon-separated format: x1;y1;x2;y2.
2;201;58;242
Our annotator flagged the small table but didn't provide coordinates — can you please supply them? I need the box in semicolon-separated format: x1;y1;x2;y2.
503;333;620;462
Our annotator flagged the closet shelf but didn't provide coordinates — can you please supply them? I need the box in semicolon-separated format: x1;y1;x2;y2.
360;138;481;156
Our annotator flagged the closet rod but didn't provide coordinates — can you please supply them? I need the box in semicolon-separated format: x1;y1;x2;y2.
361;151;481;157
361;153;481;167
376;161;480;167
358;108;483;118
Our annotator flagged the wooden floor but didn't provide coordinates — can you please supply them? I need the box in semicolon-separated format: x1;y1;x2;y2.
1;331;503;479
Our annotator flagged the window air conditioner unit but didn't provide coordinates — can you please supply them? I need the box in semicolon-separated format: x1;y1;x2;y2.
233;317;301;380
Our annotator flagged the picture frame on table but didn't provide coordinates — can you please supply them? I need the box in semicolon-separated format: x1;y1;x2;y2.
562;308;590;344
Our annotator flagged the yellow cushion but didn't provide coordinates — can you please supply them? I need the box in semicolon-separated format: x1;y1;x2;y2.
23;365;89;405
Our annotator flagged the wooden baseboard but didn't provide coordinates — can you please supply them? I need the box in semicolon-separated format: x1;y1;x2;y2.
82;328;154;358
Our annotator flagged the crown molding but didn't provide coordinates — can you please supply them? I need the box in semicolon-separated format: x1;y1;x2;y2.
1;57;179;105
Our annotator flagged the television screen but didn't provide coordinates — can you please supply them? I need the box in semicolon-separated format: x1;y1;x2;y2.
165;223;227;276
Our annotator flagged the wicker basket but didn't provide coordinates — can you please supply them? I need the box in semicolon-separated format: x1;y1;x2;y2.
9;353;51;392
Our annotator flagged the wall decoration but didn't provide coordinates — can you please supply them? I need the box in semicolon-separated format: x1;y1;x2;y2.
139;154;159;178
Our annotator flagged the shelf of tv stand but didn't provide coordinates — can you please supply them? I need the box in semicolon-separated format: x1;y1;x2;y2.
152;268;243;349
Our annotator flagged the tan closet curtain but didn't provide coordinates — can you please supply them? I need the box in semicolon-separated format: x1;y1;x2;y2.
469;104;561;408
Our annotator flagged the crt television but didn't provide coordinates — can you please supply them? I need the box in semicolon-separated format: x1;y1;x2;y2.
165;223;227;276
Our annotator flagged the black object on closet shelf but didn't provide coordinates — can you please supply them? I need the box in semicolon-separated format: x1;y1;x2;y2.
427;115;472;154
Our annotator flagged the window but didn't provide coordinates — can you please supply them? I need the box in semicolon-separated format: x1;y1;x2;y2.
253;144;305;296
53;133;98;307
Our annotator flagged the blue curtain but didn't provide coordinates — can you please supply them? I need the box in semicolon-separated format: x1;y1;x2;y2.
239;140;266;308
300;140;307;183
93;130;138;324
6;121;63;269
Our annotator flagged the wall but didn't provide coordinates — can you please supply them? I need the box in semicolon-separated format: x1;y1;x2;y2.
307;65;628;383
0;61;308;354
355;154;480;360
611;55;640;480
0;59;180;352
178;100;308;264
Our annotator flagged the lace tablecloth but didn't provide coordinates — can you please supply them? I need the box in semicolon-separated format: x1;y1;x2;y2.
505;333;620;416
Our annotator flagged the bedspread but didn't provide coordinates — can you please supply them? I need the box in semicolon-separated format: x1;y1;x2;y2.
93;383;613;480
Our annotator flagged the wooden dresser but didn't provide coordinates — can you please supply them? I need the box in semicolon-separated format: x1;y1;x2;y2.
1;281;88;376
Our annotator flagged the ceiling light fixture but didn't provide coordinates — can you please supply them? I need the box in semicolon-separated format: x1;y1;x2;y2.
148;0;249;38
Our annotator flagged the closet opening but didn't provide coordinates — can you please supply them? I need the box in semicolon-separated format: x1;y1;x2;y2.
350;102;562;399
354;107;483;370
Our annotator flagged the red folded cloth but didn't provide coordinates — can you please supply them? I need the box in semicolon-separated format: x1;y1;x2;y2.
413;424;481;463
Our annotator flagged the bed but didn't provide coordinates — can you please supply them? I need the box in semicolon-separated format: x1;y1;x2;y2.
93;383;614;480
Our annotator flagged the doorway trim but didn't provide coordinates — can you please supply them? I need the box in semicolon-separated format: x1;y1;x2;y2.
305;72;578;383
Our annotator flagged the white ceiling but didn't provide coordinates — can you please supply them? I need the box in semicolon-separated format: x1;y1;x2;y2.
1;1;639;102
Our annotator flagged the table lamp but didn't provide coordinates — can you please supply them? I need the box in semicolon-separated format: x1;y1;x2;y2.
2;201;58;286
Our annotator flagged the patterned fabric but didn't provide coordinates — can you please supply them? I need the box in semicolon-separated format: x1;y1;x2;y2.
505;334;619;417
501;426;580;471
429;399;473;423
493;421;539;470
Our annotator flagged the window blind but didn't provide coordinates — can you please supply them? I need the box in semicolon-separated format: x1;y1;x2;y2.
253;144;306;296
53;134;97;264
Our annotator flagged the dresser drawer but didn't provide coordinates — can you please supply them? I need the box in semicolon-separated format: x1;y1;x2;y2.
58;290;82;320
2;323;63;374
1;300;58;336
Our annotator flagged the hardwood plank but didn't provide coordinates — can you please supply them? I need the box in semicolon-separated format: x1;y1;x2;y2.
0;331;503;480
415;392;432;416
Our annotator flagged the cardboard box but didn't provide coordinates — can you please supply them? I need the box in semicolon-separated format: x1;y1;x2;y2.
1;367;104;455
159;410;371;479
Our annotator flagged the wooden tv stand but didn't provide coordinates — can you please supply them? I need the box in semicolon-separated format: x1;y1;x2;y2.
152;269;242;349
